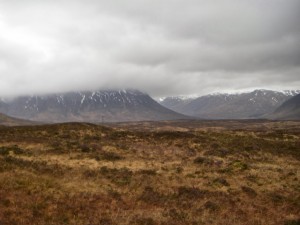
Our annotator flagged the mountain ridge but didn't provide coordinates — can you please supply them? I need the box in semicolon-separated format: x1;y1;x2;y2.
268;94;300;120
158;89;300;119
0;112;36;126
0;90;188;123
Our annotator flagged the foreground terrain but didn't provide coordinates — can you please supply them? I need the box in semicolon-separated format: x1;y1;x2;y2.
0;120;299;225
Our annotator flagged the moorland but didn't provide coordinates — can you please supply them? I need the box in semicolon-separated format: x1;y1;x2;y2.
0;120;299;225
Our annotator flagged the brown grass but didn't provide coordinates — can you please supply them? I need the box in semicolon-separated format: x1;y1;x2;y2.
0;120;299;225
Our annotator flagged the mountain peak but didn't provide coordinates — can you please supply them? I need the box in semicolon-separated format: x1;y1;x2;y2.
0;89;188;122
159;89;300;119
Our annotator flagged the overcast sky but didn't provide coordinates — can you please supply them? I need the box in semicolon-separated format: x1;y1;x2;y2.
0;0;299;97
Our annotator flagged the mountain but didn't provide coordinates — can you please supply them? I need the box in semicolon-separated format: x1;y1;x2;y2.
0;112;35;126
268;94;300;120
157;95;199;113
0;90;188;123
158;90;300;119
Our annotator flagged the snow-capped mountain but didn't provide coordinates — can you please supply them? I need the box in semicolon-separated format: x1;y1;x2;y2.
156;95;199;113
0;90;188;122
159;89;300;119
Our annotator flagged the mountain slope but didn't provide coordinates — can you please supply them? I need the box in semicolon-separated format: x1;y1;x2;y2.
0;90;188;122
0;112;35;126
159;90;300;119
157;96;198;113
269;94;300;120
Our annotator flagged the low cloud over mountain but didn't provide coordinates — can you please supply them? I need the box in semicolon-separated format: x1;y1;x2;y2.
0;90;188;122
0;0;299;97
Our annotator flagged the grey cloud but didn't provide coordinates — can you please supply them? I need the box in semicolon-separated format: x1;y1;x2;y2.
0;0;299;98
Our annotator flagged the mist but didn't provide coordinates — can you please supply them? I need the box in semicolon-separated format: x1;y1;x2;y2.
0;0;299;97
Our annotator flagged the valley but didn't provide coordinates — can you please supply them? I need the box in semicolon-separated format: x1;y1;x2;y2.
1;0;299;224
0;120;299;225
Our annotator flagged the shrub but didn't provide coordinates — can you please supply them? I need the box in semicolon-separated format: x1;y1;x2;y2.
99;218;113;225
167;208;187;221
175;167;184;174
0;145;25;156
177;186;207;199
107;189;122;201
203;201;219;212
284;220;300;225
99;166;132;186
193;156;213;165
137;169;157;176
229;160;248;171
101;152;123;161
80;144;91;153
212;178;230;187
130;216;155;225
241;186;257;197
94;151;123;161
204;149;231;157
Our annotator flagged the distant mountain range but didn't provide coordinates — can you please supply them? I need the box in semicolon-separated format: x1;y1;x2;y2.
158;90;300;119
1;89;299;123
268;94;300;120
0;90;188;123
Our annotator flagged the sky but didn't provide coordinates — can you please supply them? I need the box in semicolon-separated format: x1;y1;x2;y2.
0;0;299;97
